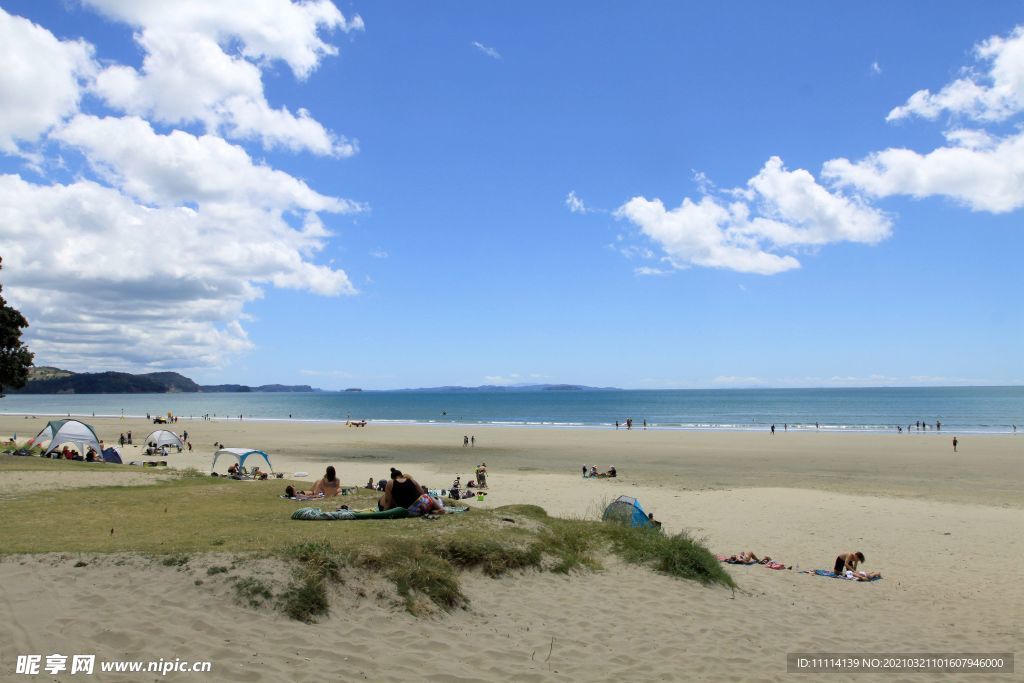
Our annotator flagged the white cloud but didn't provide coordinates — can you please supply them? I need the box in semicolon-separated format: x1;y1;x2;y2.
826;25;1024;213
86;0;361;155
634;266;669;276
823;129;1024;213
565;190;589;214
0;8;96;153
53;115;361;213
483;374;520;385
711;375;764;386
370;249;389;258
0;3;364;373
84;0;363;77
0;174;354;370
887;25;1024;122
871;61;882;75
472;41;502;60
616;157;890;275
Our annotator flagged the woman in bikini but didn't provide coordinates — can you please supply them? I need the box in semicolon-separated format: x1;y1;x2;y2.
311;466;341;497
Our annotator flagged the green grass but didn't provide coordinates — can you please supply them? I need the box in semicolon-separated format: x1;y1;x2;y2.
604;523;736;588
233;576;275;609
0;455;734;619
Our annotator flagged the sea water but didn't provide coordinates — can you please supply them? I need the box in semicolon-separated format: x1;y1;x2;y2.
1;386;1022;434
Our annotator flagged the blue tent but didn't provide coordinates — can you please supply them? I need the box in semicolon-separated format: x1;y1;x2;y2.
101;447;122;464
210;448;273;474
602;495;654;528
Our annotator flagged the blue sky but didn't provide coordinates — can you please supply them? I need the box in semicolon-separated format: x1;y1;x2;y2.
0;1;1021;389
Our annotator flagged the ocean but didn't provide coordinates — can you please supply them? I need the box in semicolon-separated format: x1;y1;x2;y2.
1;386;1022;434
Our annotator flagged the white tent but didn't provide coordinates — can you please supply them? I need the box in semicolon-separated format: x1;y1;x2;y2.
144;429;183;450
210;448;273;474
30;419;102;457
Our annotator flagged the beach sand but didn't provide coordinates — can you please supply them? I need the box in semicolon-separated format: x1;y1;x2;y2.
1;415;1021;681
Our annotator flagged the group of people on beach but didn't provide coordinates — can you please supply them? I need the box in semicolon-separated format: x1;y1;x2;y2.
581;464;616;478
286;466;454;517
720;548;881;581
48;445;102;462
614;418;645;430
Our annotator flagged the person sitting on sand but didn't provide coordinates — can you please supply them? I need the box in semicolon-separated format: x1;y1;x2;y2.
833;551;865;575
365;477;375;489
227;463;239;477
647;512;662;528
380;468;425;510
608;465;617;478
450;476;461;499
311;466;341;497
590;465;599;478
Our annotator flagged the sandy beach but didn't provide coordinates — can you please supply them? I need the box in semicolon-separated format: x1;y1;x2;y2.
1;415;1021;681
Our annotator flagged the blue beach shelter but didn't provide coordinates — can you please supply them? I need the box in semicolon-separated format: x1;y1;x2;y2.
602;495;654;528
210;447;274;474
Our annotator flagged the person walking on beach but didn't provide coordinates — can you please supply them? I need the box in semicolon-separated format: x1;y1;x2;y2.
643;419;647;430
936;420;941;431
463;435;469;447
615;420;619;430
471;435;475;447
953;436;958;453
771;424;775;435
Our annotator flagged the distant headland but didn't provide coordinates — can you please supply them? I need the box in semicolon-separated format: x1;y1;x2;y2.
10;367;318;395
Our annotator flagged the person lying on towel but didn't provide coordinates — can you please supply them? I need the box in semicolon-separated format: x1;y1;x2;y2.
284;485;323;500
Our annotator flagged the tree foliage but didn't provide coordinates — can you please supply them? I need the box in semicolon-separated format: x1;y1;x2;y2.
0;257;34;396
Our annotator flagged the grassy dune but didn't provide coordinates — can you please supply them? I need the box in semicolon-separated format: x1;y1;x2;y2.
0;456;734;619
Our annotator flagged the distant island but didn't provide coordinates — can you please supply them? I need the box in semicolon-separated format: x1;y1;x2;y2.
394;384;620;392
10;367;319;394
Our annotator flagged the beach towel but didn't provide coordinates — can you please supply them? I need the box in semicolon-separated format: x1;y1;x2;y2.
809;569;882;581
292;506;410;520
291;506;471;521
